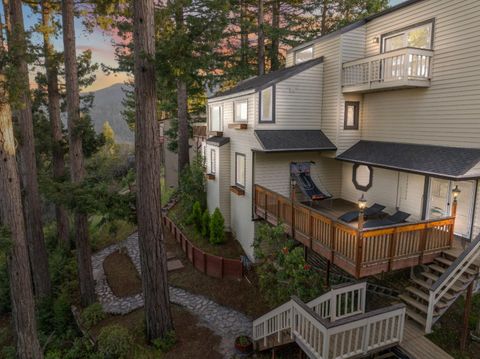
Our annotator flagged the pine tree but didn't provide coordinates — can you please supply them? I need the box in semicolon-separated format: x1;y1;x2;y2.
3;0;52;298
134;0;174;341
0;15;43;358
61;0;96;307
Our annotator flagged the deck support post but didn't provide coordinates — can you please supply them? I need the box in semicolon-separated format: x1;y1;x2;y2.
460;281;474;351
326;260;331;288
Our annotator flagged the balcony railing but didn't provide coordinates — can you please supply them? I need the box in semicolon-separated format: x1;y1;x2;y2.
342;47;433;93
254;185;454;278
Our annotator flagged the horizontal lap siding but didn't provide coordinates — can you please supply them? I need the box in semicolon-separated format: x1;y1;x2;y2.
361;0;480;147
255;154;342;198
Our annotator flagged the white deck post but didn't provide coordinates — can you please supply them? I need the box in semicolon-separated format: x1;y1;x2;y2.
425;291;435;333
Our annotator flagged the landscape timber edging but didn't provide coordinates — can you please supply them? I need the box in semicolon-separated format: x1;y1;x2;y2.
163;215;244;280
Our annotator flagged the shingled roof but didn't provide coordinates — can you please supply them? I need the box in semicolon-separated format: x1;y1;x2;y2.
337;141;480;179
209;57;324;99
254;130;336;153
206;136;230;147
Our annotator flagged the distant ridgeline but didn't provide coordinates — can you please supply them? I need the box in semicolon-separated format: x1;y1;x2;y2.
88;83;134;144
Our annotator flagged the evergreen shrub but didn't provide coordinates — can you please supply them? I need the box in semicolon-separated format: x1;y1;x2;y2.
209;208;225;244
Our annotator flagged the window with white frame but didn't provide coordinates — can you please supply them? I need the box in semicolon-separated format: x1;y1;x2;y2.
235;153;246;188
210;149;216;174
210;105;223;132
382;21;433;52
295;46;313;64
259;87;274;123
234;100;248;122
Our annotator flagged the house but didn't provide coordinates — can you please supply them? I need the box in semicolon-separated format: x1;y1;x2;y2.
204;0;480;343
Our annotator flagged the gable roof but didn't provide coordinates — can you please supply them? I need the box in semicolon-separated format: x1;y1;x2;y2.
337;141;480;180
206;136;230;147
254;130;336;153
209;57;324;100
289;0;425;54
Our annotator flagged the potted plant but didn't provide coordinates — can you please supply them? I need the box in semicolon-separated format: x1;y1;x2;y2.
234;335;253;354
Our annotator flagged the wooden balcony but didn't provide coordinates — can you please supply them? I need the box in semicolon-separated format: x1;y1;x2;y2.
254;185;454;278
342;47;433;93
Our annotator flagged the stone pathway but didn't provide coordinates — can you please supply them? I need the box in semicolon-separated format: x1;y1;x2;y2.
92;232;252;358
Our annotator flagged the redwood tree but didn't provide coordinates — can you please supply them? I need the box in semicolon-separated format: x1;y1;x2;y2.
41;0;70;247
61;0;96;306
5;0;51;298
0;21;43;359
134;0;173;341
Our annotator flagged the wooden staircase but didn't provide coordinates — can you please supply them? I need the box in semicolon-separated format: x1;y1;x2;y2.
253;282;406;359
400;236;480;333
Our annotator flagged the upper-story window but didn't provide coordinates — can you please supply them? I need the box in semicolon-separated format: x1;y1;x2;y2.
210;149;216;174
259;86;274;123
382;20;434;52
344;101;359;130
294;46;313;64
235;153;246;188
234;100;248;122
210;105;223;132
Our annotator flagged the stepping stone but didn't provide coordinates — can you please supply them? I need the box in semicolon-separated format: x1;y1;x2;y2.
167;251;176;260
167;259;184;271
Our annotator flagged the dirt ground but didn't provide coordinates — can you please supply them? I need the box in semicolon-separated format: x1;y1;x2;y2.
103;250;143;297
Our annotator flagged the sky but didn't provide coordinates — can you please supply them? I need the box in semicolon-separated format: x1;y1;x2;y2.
2;0;405;93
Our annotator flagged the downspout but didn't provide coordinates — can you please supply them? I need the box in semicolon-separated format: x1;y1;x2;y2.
251;150;256;220
468;179;478;241
421;175;430;220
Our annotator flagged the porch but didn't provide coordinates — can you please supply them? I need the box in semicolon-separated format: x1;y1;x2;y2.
254;184;455;278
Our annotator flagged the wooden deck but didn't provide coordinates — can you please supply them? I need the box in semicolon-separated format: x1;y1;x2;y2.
399;320;453;359
254;184;456;278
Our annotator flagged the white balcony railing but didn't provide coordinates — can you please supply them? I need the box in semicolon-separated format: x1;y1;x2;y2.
342;47;433;93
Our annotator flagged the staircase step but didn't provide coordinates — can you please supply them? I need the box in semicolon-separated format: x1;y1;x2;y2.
435;256;478;276
421;271;466;292
405;287;448;309
411;278;456;302
399;294;439;315
429;264;472;283
406;309;427;327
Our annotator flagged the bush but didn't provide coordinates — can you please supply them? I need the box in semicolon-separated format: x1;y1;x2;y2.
152;330;176;353
81;302;106;329
178;155;206;213
97;325;133;358
209;208;225;244
191;201;203;233
201;209;210;239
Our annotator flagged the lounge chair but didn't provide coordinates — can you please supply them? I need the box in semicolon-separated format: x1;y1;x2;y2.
338;203;386;223
363;211;411;229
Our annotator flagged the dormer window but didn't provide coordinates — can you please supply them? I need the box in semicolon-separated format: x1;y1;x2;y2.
259;86;274;123
234;100;248;122
382;20;434;52
295;46;313;64
210;105;223;132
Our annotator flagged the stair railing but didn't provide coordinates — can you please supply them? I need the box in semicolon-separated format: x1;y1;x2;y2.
426;234;480;333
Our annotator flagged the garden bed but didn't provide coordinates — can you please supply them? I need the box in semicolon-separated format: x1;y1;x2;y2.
103;250;142;297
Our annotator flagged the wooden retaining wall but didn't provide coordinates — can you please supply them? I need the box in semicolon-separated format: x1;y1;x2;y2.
163;216;244;280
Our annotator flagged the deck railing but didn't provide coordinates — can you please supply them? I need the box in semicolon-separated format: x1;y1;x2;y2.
342;47;433;92
252;282;405;359
254;185;454;278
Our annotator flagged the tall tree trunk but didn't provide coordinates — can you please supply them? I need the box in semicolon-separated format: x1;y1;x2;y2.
270;0;280;71
0;41;43;358
7;0;51;298
134;0;173;341
240;0;248;69
41;0;70;248
177;80;189;175
175;6;189;175
321;0;328;35
257;0;265;75
61;0;96;307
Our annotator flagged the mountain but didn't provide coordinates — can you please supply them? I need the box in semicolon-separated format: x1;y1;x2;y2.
88;83;134;144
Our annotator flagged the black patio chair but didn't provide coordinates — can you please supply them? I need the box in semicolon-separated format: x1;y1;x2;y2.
363;211;411;229
338;203;386;223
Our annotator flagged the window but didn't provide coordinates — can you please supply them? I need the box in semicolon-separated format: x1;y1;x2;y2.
210;149;216;174
210;105;223;132
382;20;433;52
234;101;248;122
295;46;313;64
352;164;373;191
259;86;274;123
235;153;246;188
344;101;359;130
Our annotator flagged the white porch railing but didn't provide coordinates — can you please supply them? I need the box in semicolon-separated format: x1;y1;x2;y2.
425;235;480;333
342;47;433;92
253;282;406;359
